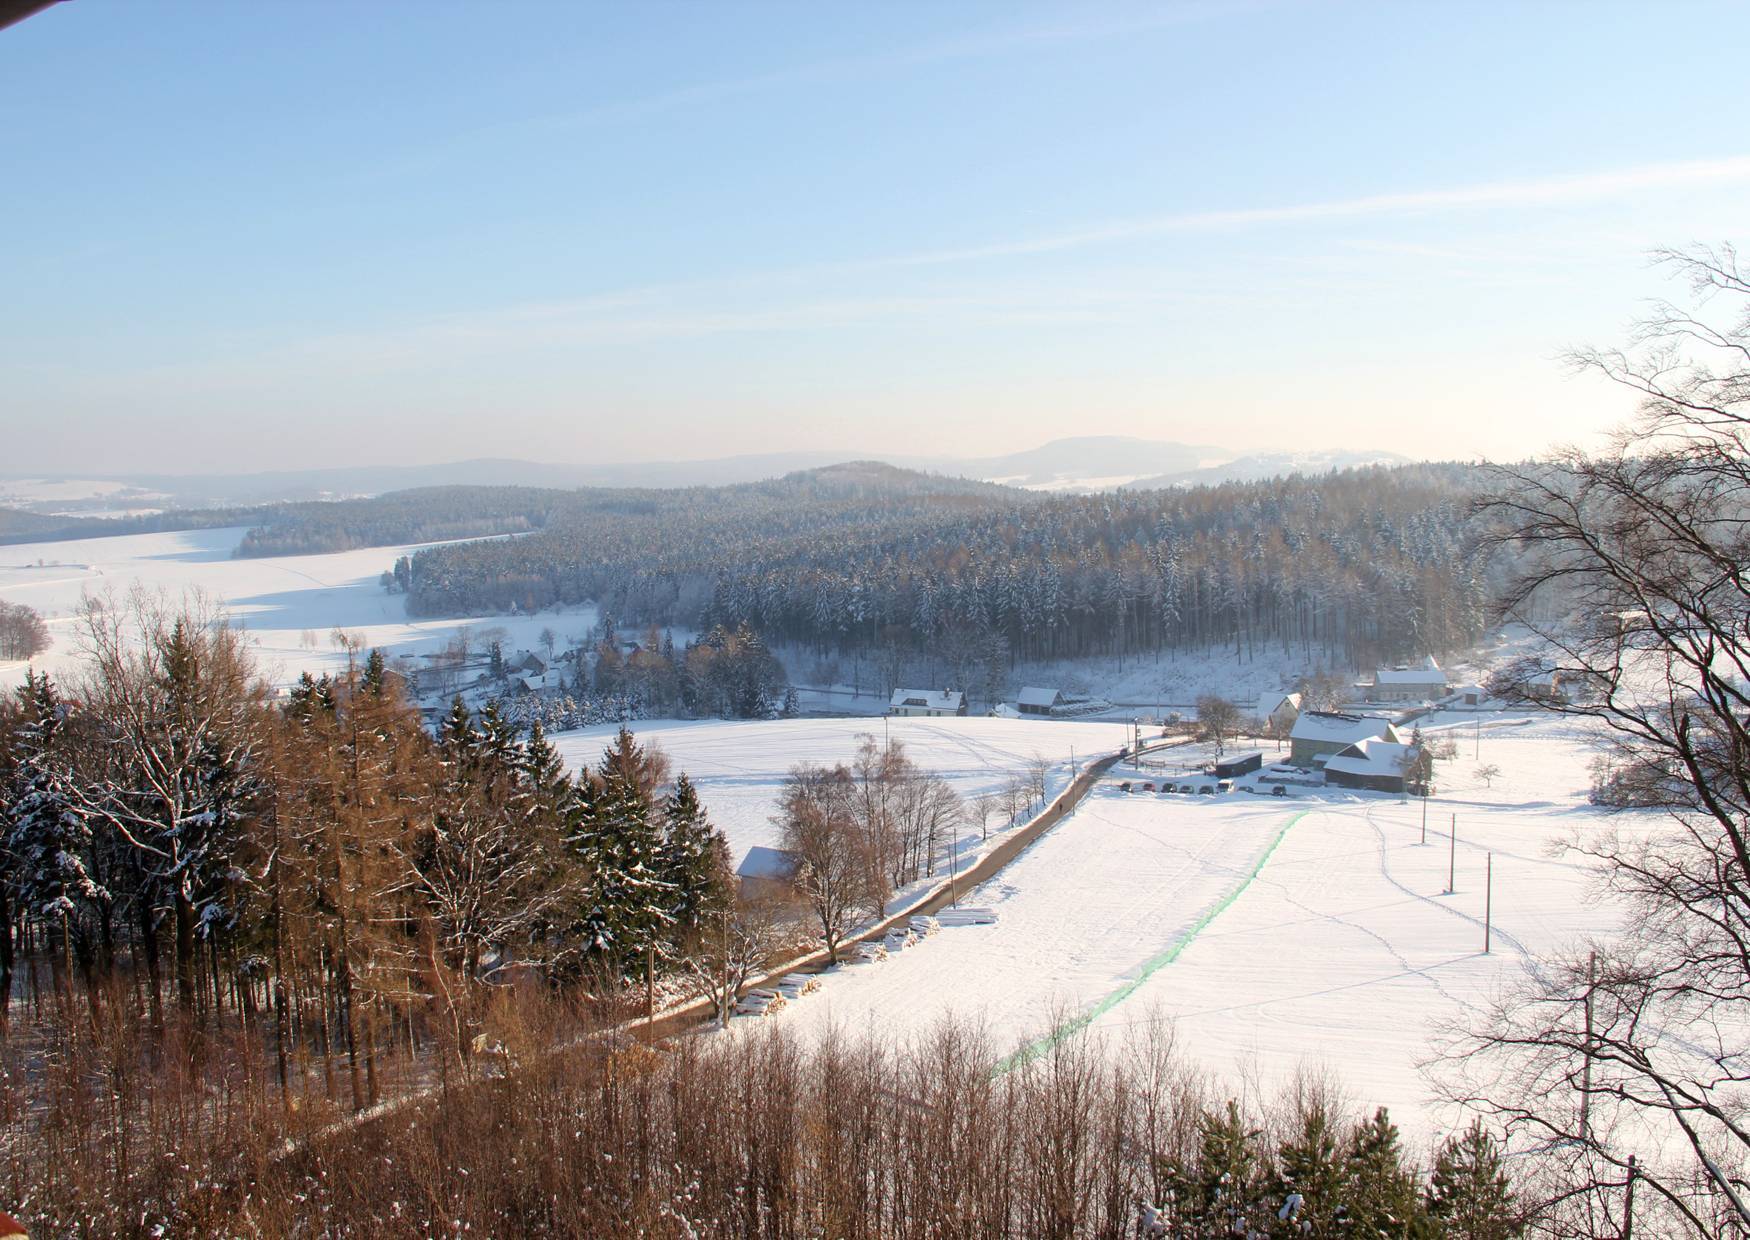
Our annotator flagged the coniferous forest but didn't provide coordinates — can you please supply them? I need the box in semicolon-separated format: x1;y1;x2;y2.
397;462;1495;670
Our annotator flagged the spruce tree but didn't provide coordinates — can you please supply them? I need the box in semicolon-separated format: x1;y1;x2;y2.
1426;1121;1520;1239
571;765;673;977
660;774;731;952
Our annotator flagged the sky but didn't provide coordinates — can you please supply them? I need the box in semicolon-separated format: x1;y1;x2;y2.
3;0;1749;475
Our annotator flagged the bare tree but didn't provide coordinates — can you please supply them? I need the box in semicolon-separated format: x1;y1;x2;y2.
1474;763;1501;789
0;600;50;660
777;762;870;963
1454;244;1750;1235
686;890;794;1027
1195;695;1241;758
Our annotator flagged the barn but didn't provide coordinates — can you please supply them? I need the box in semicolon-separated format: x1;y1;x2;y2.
1323;737;1417;794
1288;711;1402;768
1018;687;1064;716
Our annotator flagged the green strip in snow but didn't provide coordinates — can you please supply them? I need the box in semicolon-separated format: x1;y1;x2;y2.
995;809;1310;1075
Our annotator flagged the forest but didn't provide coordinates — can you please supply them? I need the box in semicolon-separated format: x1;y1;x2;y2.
399;462;1495;672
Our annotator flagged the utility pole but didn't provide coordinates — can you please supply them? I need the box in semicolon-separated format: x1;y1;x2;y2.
1421;790;1428;845
1447;813;1457;894
1475;715;1482;760
1483;852;1492;953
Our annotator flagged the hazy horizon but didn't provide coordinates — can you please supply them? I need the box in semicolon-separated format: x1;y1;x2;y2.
7;2;1748;473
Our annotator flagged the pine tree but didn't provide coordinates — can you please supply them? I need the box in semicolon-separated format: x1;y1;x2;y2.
570;763;673;978
488;640;506;680
1346;1107;1428;1237
1275;1098;1349;1234
6;672;105;994
660;774;731;953
1194;1100;1265;1234
362;647;387;695
440;696;477;763
1426;1121;1520;1239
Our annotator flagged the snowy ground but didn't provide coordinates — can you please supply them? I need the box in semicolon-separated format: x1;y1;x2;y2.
730;714;1634;1146
551;715;1140;866
0;526;596;690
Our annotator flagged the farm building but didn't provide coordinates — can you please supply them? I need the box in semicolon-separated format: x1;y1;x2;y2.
1017;686;1064;716
1323;738;1418;794
1256;691;1301;733
1363;656;1448;703
1214;751;1263;779
736;845;800;899
508;651;547;676
1289;711;1403;767
890;688;967;717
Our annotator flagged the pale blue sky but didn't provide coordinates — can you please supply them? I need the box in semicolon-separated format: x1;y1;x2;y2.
4;1;1748;473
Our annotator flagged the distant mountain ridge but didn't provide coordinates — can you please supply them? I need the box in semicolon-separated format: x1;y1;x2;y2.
5;435;1414;512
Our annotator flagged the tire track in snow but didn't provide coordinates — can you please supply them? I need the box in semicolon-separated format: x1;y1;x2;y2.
995;808;1310;1073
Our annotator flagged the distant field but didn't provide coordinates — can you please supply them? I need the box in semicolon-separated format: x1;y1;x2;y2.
553;714;1139;864
0;525;594;688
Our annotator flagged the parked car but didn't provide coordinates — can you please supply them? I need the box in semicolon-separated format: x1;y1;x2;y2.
1197;784;1216;796
1141;782;1155;792
1216;779;1233;793
1178;782;1197;794
1270;784;1290;797
1118;781;1132;792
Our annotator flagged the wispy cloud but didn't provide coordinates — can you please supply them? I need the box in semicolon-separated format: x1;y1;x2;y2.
871;156;1750;267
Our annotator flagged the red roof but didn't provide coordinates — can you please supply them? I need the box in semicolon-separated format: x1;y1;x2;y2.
0;1209;26;1239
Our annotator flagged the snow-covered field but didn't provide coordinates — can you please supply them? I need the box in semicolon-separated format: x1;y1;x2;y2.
0;526;595;689
552;715;1138;865
725;715;1630;1145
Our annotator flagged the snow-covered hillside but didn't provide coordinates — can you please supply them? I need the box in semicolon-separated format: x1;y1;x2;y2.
0;526;595;689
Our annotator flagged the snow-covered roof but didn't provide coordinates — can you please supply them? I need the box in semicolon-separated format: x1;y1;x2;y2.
1374;666;1448;685
737;846;799;880
1324;738;1416;780
1018;686;1061;707
1257;690;1301;717
891;688;963;710
1290;711;1400;746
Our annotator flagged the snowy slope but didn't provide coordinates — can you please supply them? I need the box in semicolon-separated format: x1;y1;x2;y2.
747;717;1631;1143
0;526;595;689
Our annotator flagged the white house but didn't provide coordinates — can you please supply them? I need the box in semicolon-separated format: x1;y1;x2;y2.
1289;711;1403;767
736;846;800;899
889;688;967;718
1256;691;1302;733
1018;687;1064;716
1366;656;1448;703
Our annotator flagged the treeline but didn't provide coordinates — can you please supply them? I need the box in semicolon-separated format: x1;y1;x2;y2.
0;596;749;1105
233;485;564;556
400;464;1494;671
778;736;971;960
7;1006;1531;1237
